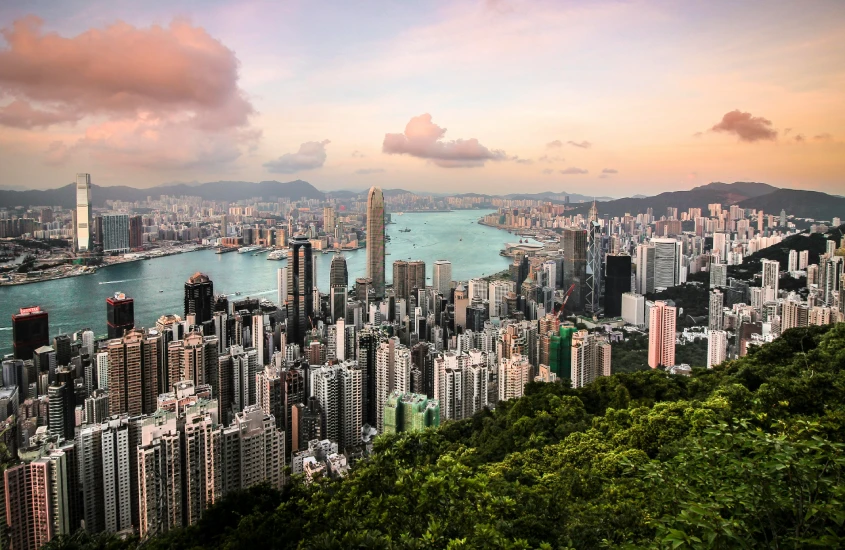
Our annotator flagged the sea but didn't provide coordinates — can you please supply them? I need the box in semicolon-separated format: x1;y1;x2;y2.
0;209;523;354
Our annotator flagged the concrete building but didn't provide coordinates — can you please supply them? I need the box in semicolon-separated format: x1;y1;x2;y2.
366;187;386;298
648;301;677;368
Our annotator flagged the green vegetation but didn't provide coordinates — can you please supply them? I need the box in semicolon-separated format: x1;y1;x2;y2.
646;283;709;328
45;324;845;549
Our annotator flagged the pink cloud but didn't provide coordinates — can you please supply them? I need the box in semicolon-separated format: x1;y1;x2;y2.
567;140;592;148
560;167;588;175
813;133;834;142
382;114;506;168
0;16;257;169
709;110;777;142
546;139;562;148
264;140;331;173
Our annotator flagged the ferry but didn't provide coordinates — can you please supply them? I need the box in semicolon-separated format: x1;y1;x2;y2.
238;245;261;254
215;246;237;254
267;249;287;261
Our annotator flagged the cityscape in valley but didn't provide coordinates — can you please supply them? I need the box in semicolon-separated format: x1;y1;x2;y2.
1;1;845;548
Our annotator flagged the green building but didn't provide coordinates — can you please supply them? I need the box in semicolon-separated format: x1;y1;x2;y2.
383;391;441;434
548;325;577;379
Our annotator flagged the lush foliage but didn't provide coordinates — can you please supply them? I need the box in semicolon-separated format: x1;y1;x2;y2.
45;324;845;549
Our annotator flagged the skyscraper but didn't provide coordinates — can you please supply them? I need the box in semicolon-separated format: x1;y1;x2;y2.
287;236;314;347
277;267;287;307
563;228;587;311
366;186;385;298
432;260;452;297
107;328;159;415
75;173;92;252
570;330;612;388
184;273;214;325
585;202;602;314
129;215;143;249
635;243;655;295
393;260;409;300
604;254;632;318
106;292;134;339
12;306;49;361
761;259;780;303
651;238;682;289
648;301;677;368
708;330;727;368
709;290;724;331
330;253;348;288
101;214;130;254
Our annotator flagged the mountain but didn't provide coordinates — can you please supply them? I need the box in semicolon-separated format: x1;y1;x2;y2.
737;189;845;221
50;323;845;549
0;180;325;208
694;181;778;198
504;190;615;203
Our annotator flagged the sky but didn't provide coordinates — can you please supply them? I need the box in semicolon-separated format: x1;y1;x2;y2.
0;0;843;196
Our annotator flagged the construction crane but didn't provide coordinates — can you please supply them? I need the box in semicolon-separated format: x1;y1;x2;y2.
555;284;576;321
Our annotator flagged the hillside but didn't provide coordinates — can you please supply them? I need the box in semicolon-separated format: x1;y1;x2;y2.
46;323;845;549
0;180;325;208
738;189;845;221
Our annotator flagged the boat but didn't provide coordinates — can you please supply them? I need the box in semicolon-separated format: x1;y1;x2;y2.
267;250;286;261
400;228;411;232
238;246;260;254
158;290;163;293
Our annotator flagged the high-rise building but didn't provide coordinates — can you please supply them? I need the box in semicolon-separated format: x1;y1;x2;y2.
75;173;92;252
329;253;348;288
709;289;724;331
604;254;631;317
101;214;130;253
286;236;314;347
710;262;727;288
648;301;677;368
107;328;159;415
498;354;530;401
356;327;382;427
651;238;682;289
563;229;587;310
312;361;362;449
392;260;409;300
635;243;655;295
408;260;426;295
761;259;780;303
799;250;809;270
277;267;287;307
585;203;602;314
106;292;135;339
621;292;645;327
220;405;284;493
788;249;798;272
570;330;611;388
184;272;214;325
708;330;727;368
366;187;386;298
12;306;50;361
129;215;143;249
323;206;336;233
375;338;411;432
383;391;440;434
137;433;182;538
547;325;577;378
433;260;452;297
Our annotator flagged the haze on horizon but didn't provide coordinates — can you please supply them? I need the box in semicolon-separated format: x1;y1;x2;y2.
0;0;843;196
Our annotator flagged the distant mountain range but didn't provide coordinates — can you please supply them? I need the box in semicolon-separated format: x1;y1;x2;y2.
1;180;842;221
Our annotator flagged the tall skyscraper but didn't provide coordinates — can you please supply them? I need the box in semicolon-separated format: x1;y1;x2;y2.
710;262;727;288
651;238;682;289
708;330;727;368
709;290;724;331
287;236;314;347
393;260;409;300
101;214;130;254
585;202;602;314
635;243;655;295
107;328;159;415
75;173;92;252
330;253;349;288
12;306;49;361
129;215;144;249
761;259;780;303
498;354;531;401
604;254;632;318
184;272;214;325
366;186;386;298
106;292;134;339
432;260;452;297
408;260;426;295
648;301;677;368
277;267;287;307
570;330;612;388
563;228;587;310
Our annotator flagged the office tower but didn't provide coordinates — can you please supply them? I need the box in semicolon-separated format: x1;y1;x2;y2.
287;236;314;347
366;186;386;298
51;333;72;367
383;391;440;434
330;253;348;288
619;292;645;326
707;289;725;330
107;328;159;415
498;354;531;401
710;262;727;288
277;267;287;307
433;260;452;297
585;203;602;314
101;214;130;253
635;243;655;295
563;228;588;311
570;330;612;388
128;215;143;249
75;173;92;252
12;306;49;361
468;278;488;301
488;280;514;318
392;260;409;300
184;272;214;325
356;327;381;427
788;249;798;272
106;292;134;339
454;286;468;329
541;260;557;292
761;259;780;303
137;433;182;538
375;339;411;432
281;366;305;457
648;301;677;368
604;254;631;317
708;330;727;368
651;238;681;289
323;206;336;233
408;260;426;295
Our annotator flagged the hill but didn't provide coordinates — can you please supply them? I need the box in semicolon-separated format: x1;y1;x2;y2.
0;180;325;208
46;323;845;549
738;188;845;221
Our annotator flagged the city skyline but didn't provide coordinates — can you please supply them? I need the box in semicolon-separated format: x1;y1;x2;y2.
1;1;844;194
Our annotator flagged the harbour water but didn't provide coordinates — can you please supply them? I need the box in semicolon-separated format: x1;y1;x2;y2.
0;210;522;353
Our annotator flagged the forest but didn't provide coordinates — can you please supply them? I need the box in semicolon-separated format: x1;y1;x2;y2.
45;323;845;549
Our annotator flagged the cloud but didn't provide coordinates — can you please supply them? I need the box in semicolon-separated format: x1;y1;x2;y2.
264;140;330;173
692;132;703;138
541;168;554;175
560;167;588;175
538;155;564;163
599;174;609;179
44;141;71;166
546;139;562;148
512;156;534;165
567;140;592;148
601;168;618;174
354;168;385;175
0;17;256;168
784;128;792;136
794;134;805;143
709;110;777;142
382;113;506;168
351;150;365;158
813;133;833;142
0;100;82;129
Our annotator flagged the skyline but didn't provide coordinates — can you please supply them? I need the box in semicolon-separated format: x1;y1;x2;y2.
1;1;844;195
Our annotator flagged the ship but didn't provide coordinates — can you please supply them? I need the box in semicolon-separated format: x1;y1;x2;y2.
399;228;411;232
238;245;260;254
215;246;237;254
267;249;287;261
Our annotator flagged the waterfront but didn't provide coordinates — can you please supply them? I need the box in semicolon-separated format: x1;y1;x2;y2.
0;210;525;353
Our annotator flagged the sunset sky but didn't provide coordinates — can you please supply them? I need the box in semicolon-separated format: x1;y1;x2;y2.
0;0;843;196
